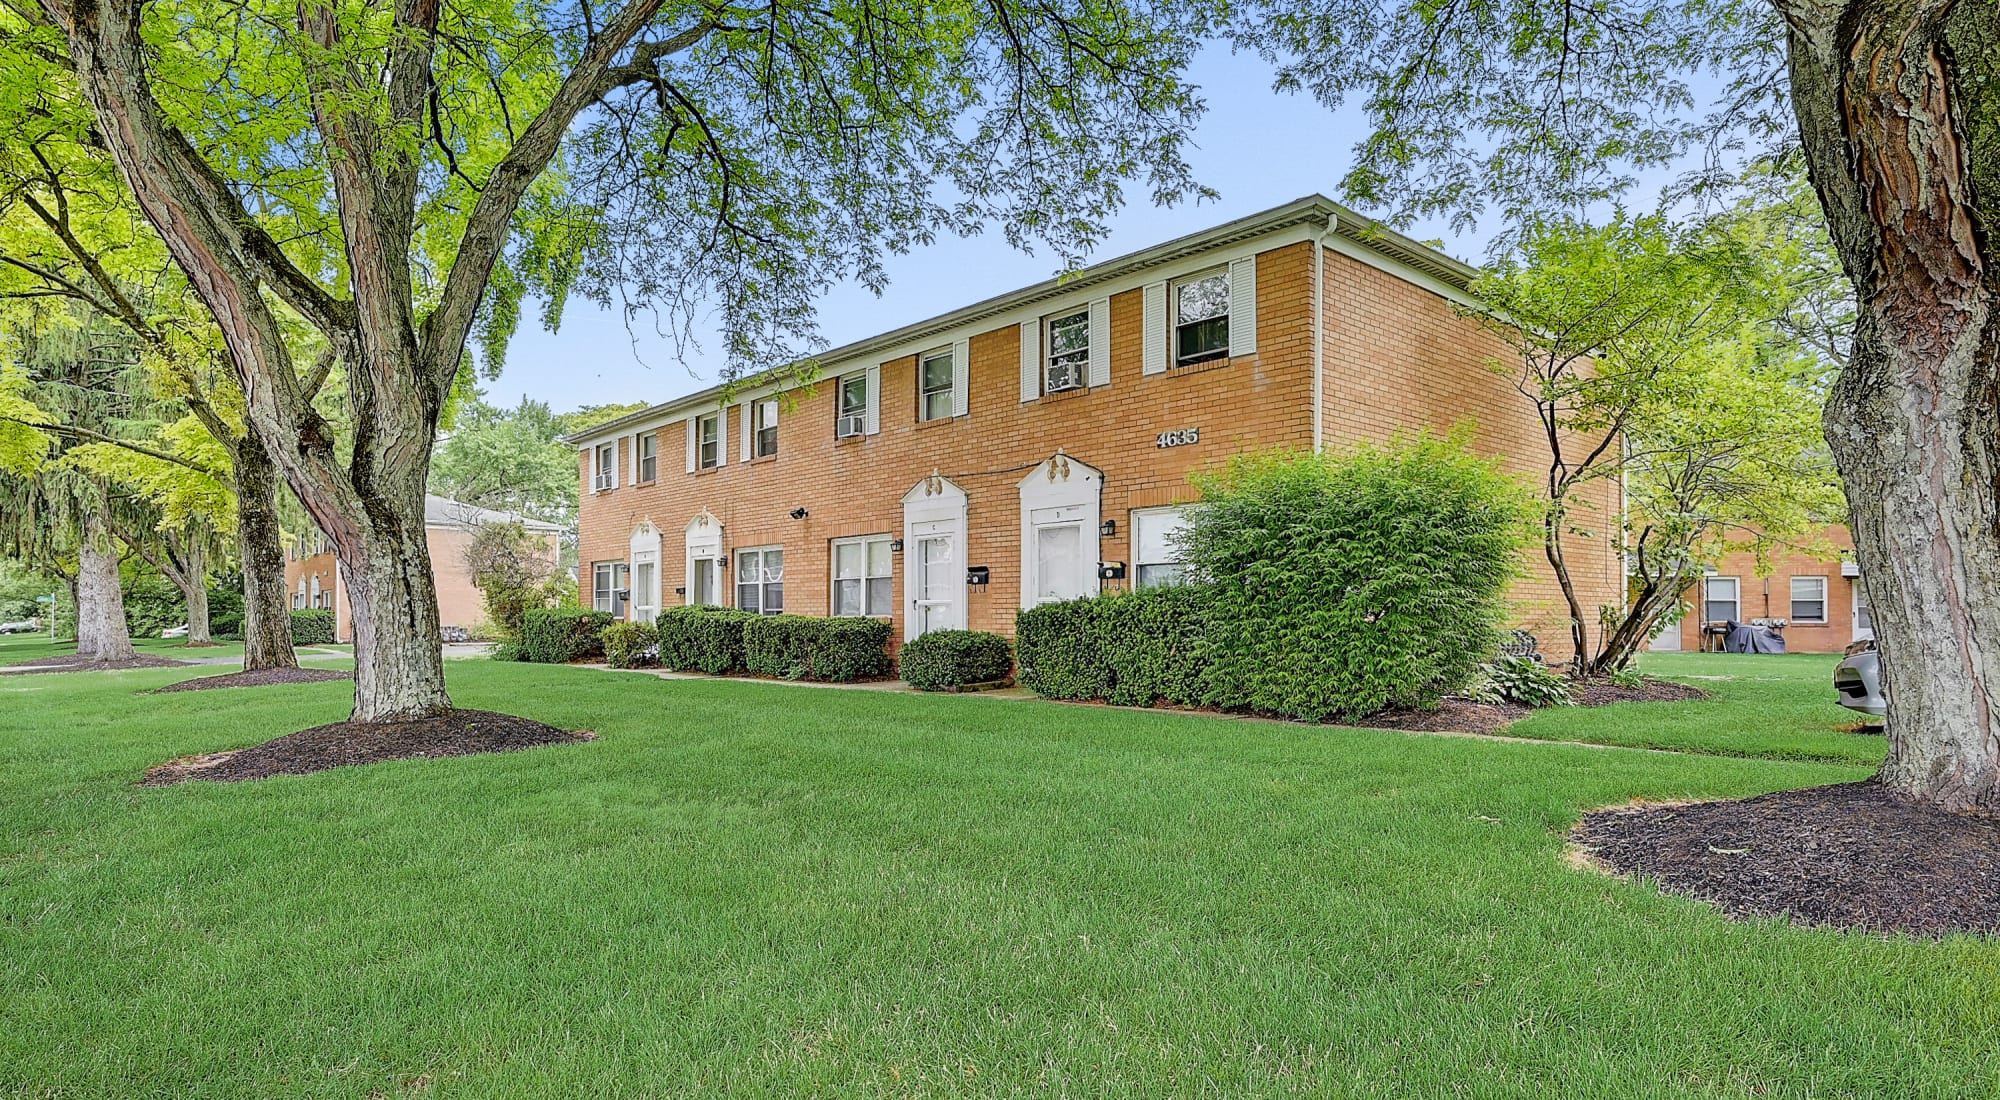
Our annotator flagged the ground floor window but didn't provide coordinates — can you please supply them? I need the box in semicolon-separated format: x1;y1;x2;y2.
1132;506;1192;588
1855;583;1873;636
1790;576;1828;623
736;547;784;614
1704;576;1739;623
593;561;628;614
832;536;893;617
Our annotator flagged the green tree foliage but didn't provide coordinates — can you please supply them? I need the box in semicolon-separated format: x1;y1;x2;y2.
429;396;646;527
1180;435;1532;721
460;520;566;641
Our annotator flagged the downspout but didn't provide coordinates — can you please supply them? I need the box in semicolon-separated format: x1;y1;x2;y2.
1312;213;1338;453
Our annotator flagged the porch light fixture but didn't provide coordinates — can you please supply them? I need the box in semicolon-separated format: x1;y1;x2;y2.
889;539;903;552
1099;519;1116;537
789;507;809;520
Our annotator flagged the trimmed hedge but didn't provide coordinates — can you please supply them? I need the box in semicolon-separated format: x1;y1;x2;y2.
1015;585;1212;706
520;607;613;663
655;607;758;674
744;615;893;681
602;621;659;669
899;629;1013;692
288;608;336;646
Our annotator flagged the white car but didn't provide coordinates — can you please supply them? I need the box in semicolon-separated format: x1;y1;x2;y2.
1833;643;1885;717
0;620;37;634
161;625;189;639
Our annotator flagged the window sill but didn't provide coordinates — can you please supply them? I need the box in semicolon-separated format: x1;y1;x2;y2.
833;433;868;447
914;415;963;431
1037;384;1097;404
745;453;779;465
1163;356;1234;380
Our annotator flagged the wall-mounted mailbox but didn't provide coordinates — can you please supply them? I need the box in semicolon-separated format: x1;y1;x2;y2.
966;566;991;586
674;586;687;596
1097;562;1127;580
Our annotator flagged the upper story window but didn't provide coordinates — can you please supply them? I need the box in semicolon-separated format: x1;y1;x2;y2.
833;535;893;617
1704;576;1739;623
1790;576;1828;623
836;374;868;438
1045;310;1089;393
919;348;955;422
752;398;779;458
1172;269;1230;368
696;412;719;469
736;546;784;614
592;441;615;491
637;431;657;482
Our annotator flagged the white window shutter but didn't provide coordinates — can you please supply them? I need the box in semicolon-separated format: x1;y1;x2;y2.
586;446;598;494
630;433;640;482
1019;321;1041;402
1087;297;1111;387
738;402;751;462
951;338;969;417
607;438;618;489
1141;281;1168;374
715;407;728;467
1229;256;1257;357
865;364;881;434
685;418;696;473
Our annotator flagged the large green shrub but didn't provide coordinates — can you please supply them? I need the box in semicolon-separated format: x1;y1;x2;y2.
743;615;893;681
602;621;660;669
1015;585;1212;706
288;608;336;646
654;606;759;674
1181;434;1531;721
520;607;613;663
899;630;1013;691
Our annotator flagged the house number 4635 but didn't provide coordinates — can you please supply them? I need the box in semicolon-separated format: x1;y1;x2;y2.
1155;427;1200;449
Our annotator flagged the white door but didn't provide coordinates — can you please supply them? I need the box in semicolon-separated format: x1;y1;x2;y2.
913;532;958;635
1031;521;1088;604
633;560;657;622
1854;583;1874;642
689;557;719;606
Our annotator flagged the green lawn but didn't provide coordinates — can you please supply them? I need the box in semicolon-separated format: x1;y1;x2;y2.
1505;652;1883;765
2;641;1992;1098
0;635;356;666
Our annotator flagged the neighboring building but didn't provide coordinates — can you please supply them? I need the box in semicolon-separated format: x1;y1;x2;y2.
568;195;1626;658
1653;524;1870;654
284;495;565;643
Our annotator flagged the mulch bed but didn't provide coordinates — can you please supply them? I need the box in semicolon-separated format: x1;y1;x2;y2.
1570;677;1711;706
1357;700;1531;734
151;667;352;693
2;654;190;673
1573;780;2000;936
140;709;594;786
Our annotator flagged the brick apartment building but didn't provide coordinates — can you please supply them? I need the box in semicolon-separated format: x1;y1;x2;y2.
568;196;1625;658
285;495;564;643
1653;524;1871;654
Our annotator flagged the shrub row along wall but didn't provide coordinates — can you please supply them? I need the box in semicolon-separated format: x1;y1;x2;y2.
611;607;892;682
1019;437;1530;722
288;609;336;646
898;630;1014;691
521;608;614;664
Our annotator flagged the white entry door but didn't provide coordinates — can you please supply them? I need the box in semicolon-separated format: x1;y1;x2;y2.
913;529;959;636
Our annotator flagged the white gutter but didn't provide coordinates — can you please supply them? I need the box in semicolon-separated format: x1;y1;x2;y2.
1312;213;1337;453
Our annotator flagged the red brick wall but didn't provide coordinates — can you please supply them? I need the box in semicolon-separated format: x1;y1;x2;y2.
578;238;1627;660
284;526;557;642
1672;525;1866;654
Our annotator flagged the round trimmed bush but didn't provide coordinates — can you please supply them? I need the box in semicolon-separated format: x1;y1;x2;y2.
602;621;660;669
899;630;1013;691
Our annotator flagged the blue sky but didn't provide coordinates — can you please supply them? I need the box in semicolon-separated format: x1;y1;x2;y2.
491;46;1497;412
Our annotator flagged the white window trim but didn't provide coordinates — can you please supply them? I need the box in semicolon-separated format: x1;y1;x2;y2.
636;432;658;483
694;411;721;470
1169;266;1232;370
1043;308;1091;394
918;346;957;423
836;373;869;439
1790;575;1830;624
592;561;622;613
1131;505;1193;589
1703;576;1740;622
592;441;616;492
750;399;779;459
831;534;895;619
734;544;785;615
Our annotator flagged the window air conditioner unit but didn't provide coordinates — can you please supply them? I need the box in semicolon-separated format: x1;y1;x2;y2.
1046;362;1084;393
836;414;866;438
593;472;613;491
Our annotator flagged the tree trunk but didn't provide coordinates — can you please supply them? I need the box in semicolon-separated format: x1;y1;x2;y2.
74;511;135;662
233;436;298;671
1544;505;1591;673
333;484;451;723
178;539;211;644
1787;0;2000;812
